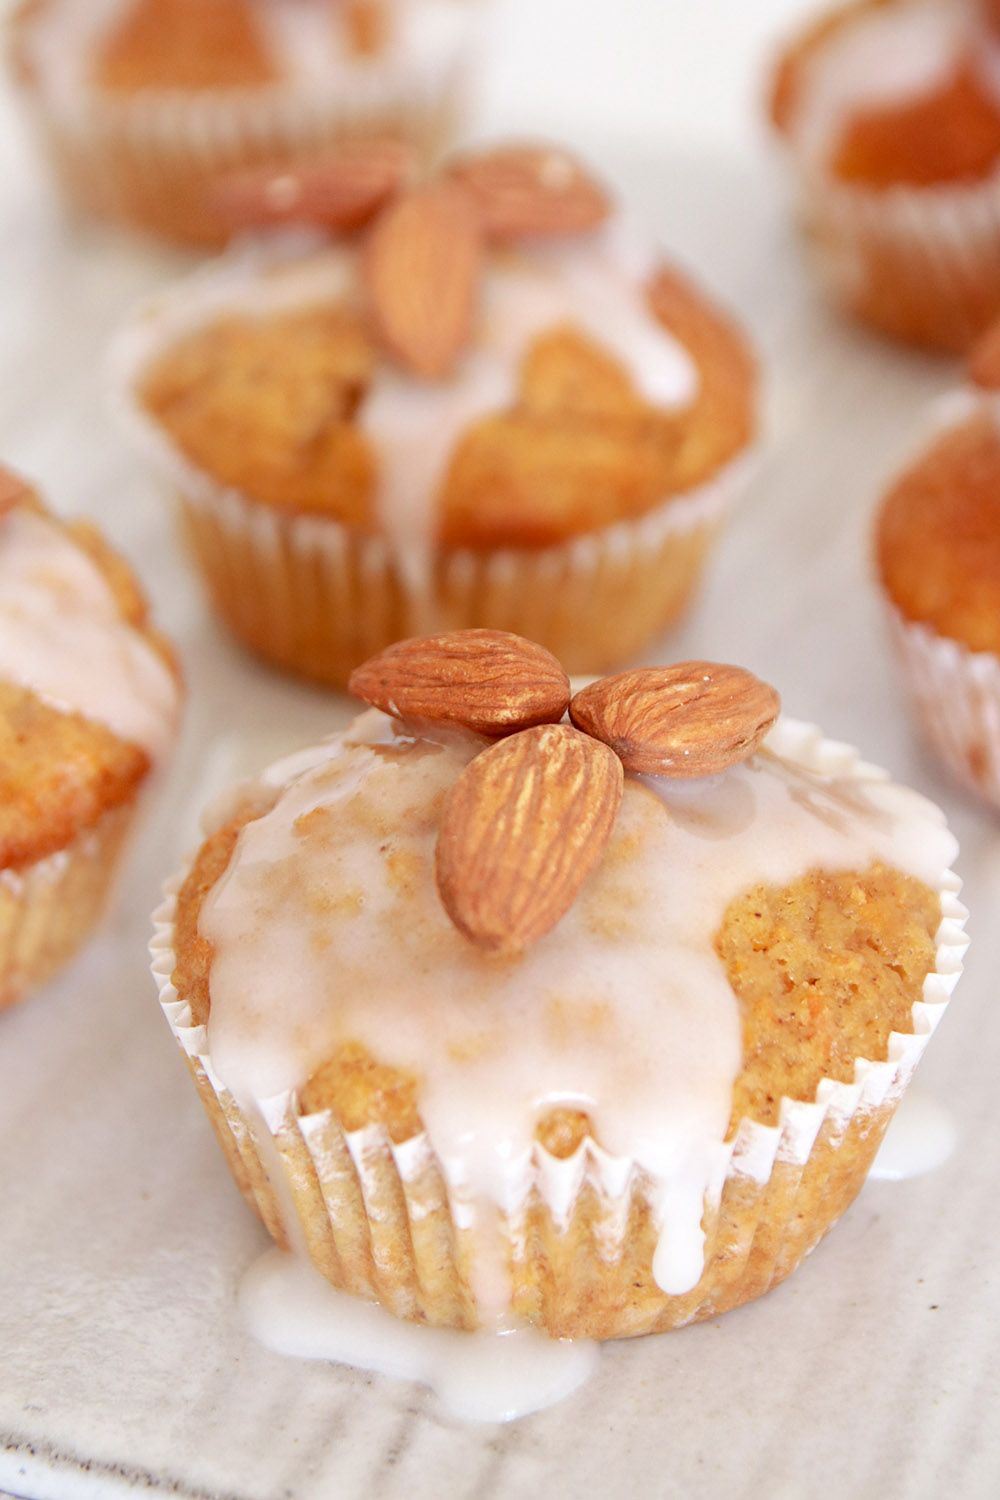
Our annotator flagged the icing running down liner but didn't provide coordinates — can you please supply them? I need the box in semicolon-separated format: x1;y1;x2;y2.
151;713;967;1339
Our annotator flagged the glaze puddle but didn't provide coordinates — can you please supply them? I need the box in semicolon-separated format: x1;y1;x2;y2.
240;1248;598;1423
868;1092;958;1182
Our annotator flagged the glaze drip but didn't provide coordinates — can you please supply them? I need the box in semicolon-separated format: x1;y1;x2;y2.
197;711;957;1307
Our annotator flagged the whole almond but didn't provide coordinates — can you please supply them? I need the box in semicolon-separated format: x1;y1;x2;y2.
213;138;416;232
436;723;624;954
570;663;780;778
447;146;611;240
364;181;483;378
349;630;570;736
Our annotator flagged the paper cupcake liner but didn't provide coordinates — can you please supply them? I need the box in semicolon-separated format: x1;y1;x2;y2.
789;159;1000;352
8;7;474;246
1;802;134;1009
110;237;755;685
150;721;968;1340
886;605;1000;808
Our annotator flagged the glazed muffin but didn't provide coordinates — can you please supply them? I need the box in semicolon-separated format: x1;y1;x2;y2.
1;466;182;1008
114;145;757;687
7;0;479;246
877;323;1000;803
151;632;965;1340
770;0;1000;351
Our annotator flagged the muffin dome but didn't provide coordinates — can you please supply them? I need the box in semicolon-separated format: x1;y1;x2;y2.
118;145;757;684
135;234;754;552
769;0;1000;349
772;0;1000;188
1;468;182;1004
877;411;1000;655
876;327;1000;803
7;0;478;244
155;636;964;1340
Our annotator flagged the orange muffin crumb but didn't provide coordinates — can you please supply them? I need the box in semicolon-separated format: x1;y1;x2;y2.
94;0;277;93
139;269;755;550
719;863;938;1130
174;779;938;1144
139;306;376;525
831;58;1000;187
876;413;1000;654
0;484;180;870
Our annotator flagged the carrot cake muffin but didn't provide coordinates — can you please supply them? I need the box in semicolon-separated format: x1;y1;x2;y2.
152;632;965;1340
7;0;479;245
1;466;182;1008
770;0;1000;350
114;144;758;687
877;322;1000;803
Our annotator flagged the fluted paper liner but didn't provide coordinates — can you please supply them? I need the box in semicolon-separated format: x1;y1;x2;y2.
149;723;968;1340
8;3;475;246
110;236;755;685
1;803;133;1009
787;155;1000;351
887;604;1000;809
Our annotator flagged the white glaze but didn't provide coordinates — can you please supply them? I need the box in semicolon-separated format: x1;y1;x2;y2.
20;0;474;120
868;1090;958;1181
197;711;958;1306
113;222;700;605
361;220;698;593
0;506;178;759
240;1247;597;1422
788;0;1000;167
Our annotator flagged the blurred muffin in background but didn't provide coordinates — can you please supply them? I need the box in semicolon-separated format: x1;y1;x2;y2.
111;143;758;688
770;0;1000;351
6;0;481;246
877;321;1000;805
0;467;182;1009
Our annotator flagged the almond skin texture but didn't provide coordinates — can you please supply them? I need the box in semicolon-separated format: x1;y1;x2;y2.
213;138;416;232
364;180;483;378
447;145;612;240
349;629;570;736
435;723;624;954
570;663;781;778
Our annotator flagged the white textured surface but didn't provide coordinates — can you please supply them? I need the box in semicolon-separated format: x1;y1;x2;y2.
2;30;1000;1500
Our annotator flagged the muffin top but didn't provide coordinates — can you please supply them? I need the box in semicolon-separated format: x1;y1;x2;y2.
168;634;957;1297
771;0;1000;187
128;147;756;553
11;0;474;103
0;469;181;869
877;329;1000;651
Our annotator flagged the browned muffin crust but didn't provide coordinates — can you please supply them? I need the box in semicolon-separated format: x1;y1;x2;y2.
771;0;1000;188
139;264;755;550
719;863;938;1129
172;796;939;1143
876;412;1000;654
94;0;277;93
0;483;180;869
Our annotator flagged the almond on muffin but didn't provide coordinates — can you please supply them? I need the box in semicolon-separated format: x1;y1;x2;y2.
152;632;965;1340
115;143;757;687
